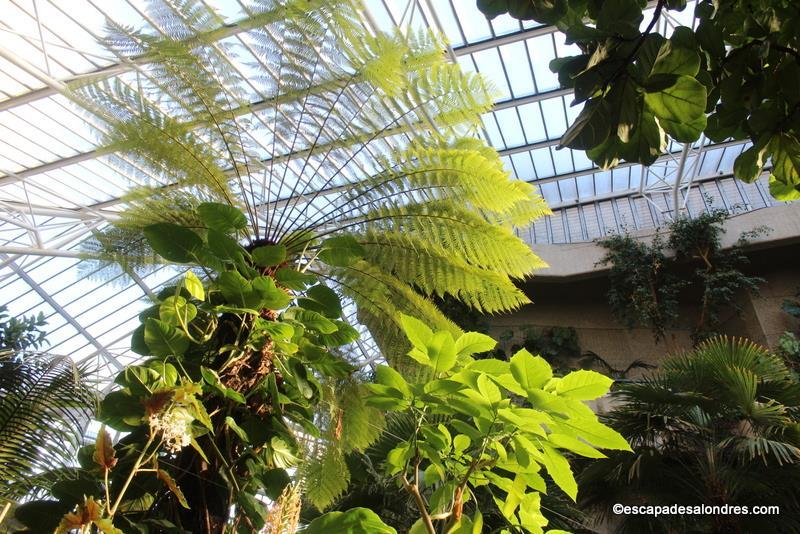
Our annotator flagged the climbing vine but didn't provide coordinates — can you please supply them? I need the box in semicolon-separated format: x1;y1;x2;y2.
597;209;768;345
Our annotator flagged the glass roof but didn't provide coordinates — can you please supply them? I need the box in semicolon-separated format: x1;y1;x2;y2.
0;0;774;380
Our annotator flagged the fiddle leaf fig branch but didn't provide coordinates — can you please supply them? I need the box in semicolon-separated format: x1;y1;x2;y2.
478;0;800;200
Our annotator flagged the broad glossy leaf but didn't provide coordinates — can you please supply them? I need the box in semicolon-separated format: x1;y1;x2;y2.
560;97;612;150
298;284;342;318
143;223;203;263
466;358;509;375
285;308;337;333
197;202;247;233
183;271;205;301
375;364;410;397
477;374;502;404
651;40;700;77
559;417;632;451
216;271;255;308
734;142;769;183
556;369;613;400
274;267;316;289
769;134;800;201
159;296;197;326
454;331;496;358
510;349;552;392
304;507;396;534
656;113;707;143
318;320;359;347
399;313;434;349
539;441;578;500
429;330;457;374
644;75;706;128
206;229;247;265
251;245;287;267
251;276;292;310
144;318;190;357
548;433;606;458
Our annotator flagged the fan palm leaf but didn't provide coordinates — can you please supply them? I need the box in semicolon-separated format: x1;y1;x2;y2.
579;337;800;533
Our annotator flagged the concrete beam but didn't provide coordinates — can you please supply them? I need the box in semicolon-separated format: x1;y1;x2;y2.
528;203;800;280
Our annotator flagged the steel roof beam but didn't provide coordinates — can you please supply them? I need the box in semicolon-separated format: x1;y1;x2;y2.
0;3;314;112
1;253;124;369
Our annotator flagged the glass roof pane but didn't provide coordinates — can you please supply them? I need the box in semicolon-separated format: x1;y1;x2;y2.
499;42;535;97
450;1;492;43
472;48;511;100
527;35;559;92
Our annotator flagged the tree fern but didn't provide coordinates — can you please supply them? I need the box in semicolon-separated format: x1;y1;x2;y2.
73;0;548;363
301;379;384;510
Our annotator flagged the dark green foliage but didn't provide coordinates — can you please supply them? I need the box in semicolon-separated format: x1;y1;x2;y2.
597;232;684;343
579;337;800;533
598;210;767;344
776;289;800;372
477;0;800;200
0;305;47;355
16;207;380;533
0;308;96;504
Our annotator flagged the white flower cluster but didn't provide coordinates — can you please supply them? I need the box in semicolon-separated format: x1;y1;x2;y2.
149;407;194;453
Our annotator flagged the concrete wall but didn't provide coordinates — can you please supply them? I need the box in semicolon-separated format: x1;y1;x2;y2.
490;204;800;372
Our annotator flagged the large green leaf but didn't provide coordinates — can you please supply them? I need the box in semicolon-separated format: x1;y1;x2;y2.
539;441;578;501
769;134;800;201
252;276;292;310
252;245;287;267
206;229;247;265
510;349;552;392
182;271;205;301
428;331;457;374
555;370;613;400
143;223;203;263
197;202;248;233
399;313;433;350
374;364;410;397
304;507;397;534
158;296;197;327
651;40;700;77
734;141;769;183
559;97;612;150
454;331;496;358
644;75;706;140
274;267;316;290
297;284;342;318
285;308;338;334
143;318;190;357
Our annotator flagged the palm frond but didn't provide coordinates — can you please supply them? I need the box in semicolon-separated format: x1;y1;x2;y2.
0;355;97;502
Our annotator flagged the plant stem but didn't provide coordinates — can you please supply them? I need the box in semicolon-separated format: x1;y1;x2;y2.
402;472;436;534
109;433;156;516
0;502;11;524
